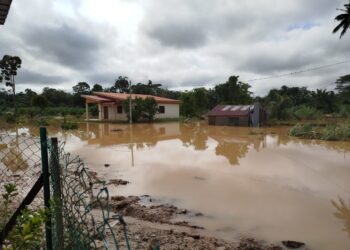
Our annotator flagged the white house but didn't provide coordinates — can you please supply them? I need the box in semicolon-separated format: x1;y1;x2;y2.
81;92;180;121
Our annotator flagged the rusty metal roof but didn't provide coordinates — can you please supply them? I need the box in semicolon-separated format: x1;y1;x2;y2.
207;105;253;117
0;0;12;25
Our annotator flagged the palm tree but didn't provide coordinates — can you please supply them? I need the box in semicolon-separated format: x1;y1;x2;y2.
333;1;350;38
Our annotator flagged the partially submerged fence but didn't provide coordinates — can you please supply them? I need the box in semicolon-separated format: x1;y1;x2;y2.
0;127;130;249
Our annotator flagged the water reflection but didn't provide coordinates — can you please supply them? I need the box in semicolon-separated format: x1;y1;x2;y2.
332;197;350;238
77;122;272;166
0;128;29;172
60;122;350;167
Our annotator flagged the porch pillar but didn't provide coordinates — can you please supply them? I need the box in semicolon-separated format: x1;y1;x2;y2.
85;102;89;121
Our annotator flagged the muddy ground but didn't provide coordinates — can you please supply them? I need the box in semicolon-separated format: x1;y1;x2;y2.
91;176;307;250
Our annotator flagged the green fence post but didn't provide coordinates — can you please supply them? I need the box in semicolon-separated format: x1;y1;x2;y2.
50;137;64;250
40;127;52;250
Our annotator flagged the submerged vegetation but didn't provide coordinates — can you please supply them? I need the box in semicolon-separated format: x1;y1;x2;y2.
289;123;350;141
61;118;79;130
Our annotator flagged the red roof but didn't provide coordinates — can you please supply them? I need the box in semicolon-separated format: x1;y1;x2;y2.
81;95;111;103
87;92;180;104
207;105;253;117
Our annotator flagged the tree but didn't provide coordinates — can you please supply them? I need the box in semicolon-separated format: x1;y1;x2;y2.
122;97;144;122
113;76;129;93
147;80;162;95
42;87;72;106
72;82;90;107
214;76;252;105
72;82;90;95
32;95;48;114
192;88;208;115
91;83;103;92
131;83;154;95
0;55;22;116
335;74;350;104
333;1;350;38
311;89;336;113
263;89;292;120
142;97;158;122
180;92;196;118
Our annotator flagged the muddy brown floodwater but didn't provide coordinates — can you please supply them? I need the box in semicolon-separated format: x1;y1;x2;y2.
5;121;350;249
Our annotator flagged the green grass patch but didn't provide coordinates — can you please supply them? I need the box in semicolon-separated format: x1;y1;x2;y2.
289;123;350;141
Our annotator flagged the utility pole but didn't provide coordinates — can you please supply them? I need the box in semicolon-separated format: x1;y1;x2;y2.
129;80;132;124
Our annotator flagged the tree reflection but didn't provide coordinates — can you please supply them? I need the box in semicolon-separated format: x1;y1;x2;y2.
179;123;208;150
331;197;350;238
215;142;249;165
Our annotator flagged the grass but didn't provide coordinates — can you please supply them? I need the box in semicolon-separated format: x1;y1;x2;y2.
289;123;350;141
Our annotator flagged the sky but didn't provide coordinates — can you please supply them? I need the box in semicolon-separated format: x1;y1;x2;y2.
0;0;349;96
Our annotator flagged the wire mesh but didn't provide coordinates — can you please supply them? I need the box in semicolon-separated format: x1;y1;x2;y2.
0;129;130;249
0;130;43;210
49;141;131;249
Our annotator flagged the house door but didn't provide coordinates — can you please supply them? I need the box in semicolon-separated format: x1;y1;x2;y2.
104;106;109;120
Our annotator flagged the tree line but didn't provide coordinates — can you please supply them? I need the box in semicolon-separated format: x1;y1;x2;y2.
1;71;349;120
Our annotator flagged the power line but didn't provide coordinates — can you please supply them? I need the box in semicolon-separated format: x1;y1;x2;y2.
247;59;350;82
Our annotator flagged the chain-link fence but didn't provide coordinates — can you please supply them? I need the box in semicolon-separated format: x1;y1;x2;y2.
0;130;42;208
0;128;130;249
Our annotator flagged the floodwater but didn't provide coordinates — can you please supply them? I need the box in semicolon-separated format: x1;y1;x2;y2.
3;121;350;249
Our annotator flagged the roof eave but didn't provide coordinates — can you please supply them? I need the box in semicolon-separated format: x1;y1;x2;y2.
0;0;13;25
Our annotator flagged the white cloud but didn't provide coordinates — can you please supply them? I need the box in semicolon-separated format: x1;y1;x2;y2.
0;0;349;95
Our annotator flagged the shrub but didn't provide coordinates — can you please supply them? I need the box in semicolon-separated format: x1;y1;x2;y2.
0;183;46;250
36;117;49;126
337;105;350;118
5;113;16;123
290;123;350;141
289;123;318;139
293;106;323;120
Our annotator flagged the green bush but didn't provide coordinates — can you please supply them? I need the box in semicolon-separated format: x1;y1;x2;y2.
5;113;16;123
289;123;317;138
290;123;350;141
337;105;350;118
1;183;47;249
293;106;323;120
321;124;350;141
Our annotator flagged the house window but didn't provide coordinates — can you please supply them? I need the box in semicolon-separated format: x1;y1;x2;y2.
159;106;165;114
117;106;123;114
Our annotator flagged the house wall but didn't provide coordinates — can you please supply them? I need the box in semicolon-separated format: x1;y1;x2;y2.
155;104;179;119
208;116;249;126
98;103;179;121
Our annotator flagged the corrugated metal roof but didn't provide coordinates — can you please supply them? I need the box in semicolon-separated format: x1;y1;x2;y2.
207;105;253;117
0;0;12;25
93;92;180;104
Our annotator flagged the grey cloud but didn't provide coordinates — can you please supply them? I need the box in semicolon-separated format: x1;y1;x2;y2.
22;24;101;70
86;72;117;86
16;69;68;85
147;22;207;49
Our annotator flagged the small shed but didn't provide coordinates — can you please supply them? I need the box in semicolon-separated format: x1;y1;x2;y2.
207;103;266;127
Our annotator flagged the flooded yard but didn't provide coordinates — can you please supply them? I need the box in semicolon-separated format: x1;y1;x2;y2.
3;121;350;249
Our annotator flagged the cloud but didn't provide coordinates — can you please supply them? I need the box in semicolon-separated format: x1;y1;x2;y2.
16;70;68;85
146;22;207;49
1;0;349;96
22;24;101;70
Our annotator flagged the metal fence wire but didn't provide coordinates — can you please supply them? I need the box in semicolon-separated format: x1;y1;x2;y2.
0;129;131;250
0;130;43;211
